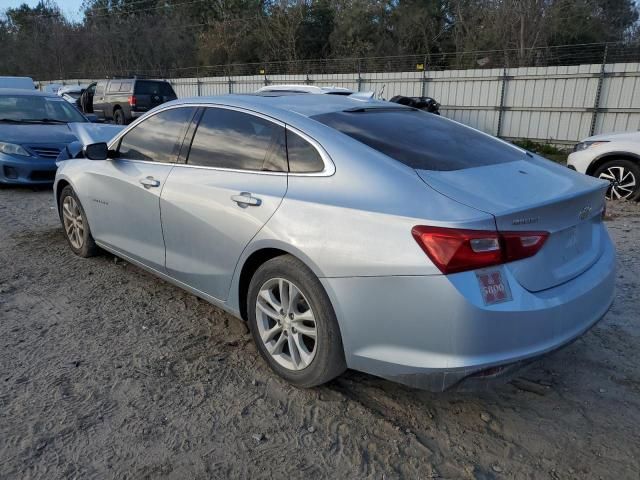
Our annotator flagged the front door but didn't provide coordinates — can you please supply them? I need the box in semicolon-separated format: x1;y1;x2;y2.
161;106;288;301
84;106;197;271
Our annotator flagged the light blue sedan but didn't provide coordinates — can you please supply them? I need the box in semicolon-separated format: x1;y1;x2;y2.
53;94;615;390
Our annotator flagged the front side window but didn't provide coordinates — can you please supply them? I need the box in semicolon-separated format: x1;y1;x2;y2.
187;107;287;172
313;109;524;171
0;95;87;123
118;107;195;163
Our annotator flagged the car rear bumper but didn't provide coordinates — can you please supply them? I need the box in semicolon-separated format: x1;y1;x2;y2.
0;155;57;184
321;231;616;391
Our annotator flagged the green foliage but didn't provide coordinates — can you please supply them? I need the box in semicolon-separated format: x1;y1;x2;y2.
0;0;638;79
512;139;569;164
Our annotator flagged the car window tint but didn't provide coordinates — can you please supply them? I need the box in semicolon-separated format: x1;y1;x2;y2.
134;81;176;97
286;130;324;173
107;81;121;93
187;107;287;172
118;107;195;163
312;109;524;171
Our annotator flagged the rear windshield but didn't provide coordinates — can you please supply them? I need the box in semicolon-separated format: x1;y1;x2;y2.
134;81;176;97
312;109;523;171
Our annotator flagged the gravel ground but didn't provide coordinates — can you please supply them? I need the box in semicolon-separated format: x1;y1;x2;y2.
1;186;639;480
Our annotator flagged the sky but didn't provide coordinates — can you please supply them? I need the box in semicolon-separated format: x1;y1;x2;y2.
0;0;85;21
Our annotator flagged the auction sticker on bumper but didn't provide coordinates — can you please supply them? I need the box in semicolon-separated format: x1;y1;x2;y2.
476;268;512;305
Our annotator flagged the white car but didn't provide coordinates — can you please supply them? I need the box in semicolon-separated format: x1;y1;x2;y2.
568;131;640;200
257;84;354;95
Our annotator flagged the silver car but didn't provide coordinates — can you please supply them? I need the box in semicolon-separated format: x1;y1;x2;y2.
54;94;616;391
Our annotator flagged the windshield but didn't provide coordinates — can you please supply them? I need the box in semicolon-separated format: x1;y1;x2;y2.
134;81;175;96
312;108;523;171
0;94;87;123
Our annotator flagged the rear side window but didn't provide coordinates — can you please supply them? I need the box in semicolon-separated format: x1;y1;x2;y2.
312;109;523;171
119;81;132;92
118;107;195;163
107;81;121;93
187;107;287;172
286;130;324;173
134;81;176;97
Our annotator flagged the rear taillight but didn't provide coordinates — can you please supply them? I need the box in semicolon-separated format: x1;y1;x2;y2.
128;95;136;106
411;226;548;274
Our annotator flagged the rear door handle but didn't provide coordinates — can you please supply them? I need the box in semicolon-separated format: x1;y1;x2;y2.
139;176;160;188
231;192;261;207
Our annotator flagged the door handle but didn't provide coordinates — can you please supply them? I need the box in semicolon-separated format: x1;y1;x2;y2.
231;192;261;207
139;176;160;188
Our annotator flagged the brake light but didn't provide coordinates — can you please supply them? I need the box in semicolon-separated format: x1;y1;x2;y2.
411;226;548;274
128;95;136;106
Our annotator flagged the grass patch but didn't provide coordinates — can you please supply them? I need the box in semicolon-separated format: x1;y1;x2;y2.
512;139;569;164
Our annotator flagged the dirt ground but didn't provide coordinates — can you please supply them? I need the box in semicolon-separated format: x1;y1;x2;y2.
0;186;639;480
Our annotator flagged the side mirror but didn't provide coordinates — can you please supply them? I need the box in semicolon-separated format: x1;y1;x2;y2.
85;113;100;123
84;142;109;160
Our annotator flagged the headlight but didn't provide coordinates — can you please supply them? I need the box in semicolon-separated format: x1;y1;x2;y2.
0;142;31;157
573;140;609;152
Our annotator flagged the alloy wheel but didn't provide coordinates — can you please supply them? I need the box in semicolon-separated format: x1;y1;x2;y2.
598;166;637;200
255;278;317;371
62;196;84;249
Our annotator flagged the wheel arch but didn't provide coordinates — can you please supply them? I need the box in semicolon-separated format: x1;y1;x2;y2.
233;242;326;323
587;151;640;176
55;178;71;217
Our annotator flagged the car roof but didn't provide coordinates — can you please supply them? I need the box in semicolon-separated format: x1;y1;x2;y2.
0;88;57;97
170;93;404;119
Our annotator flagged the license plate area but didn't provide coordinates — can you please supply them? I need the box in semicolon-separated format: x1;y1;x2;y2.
476;268;512;305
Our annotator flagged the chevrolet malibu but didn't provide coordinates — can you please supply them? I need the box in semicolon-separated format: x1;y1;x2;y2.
53;95;616;390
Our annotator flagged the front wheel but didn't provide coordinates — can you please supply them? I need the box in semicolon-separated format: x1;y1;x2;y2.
247;255;346;387
594;159;640;201
59;186;99;257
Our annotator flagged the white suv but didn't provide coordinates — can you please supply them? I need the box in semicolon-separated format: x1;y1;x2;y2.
568;131;640;200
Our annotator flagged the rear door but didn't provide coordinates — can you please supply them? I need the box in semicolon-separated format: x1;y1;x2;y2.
133;80;177;114
160;106;288;301
84;106;197;271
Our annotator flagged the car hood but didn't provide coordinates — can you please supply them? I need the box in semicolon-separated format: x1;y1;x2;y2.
67;122;124;145
581;130;640;143
0;123;80;144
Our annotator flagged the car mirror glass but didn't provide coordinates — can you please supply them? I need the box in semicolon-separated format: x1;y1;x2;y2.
84;142;109;160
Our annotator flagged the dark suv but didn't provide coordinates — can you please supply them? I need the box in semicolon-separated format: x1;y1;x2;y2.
80;78;177;125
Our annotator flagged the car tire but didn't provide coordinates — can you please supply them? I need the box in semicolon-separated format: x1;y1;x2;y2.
59;185;99;257
113;108;126;125
247;255;346;388
594;159;640;201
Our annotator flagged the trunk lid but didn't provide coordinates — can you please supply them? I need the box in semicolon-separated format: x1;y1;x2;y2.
416;157;608;292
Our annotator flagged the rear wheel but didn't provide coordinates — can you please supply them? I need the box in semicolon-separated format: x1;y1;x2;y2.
594;159;640;200
247;255;346;387
59;186;99;257
113;108;126;125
